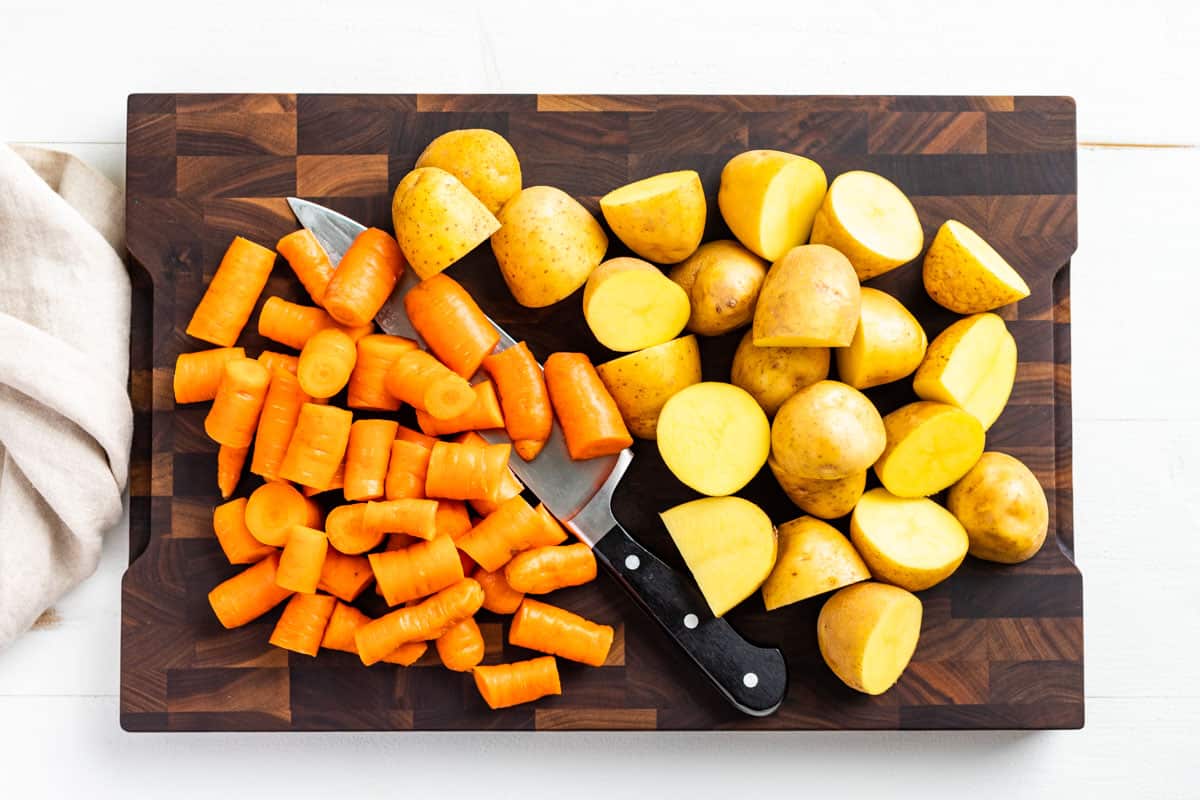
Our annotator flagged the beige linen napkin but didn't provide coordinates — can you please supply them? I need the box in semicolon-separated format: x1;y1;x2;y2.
0;145;132;649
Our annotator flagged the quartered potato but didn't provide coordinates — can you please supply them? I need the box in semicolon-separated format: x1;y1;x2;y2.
762;516;869;610
596;335;702;439
601;170;706;264
392;167;500;279
718;150;827;261
923;220;1031;313
913;312;1017;431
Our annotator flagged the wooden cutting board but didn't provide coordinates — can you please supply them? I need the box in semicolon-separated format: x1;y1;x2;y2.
122;93;1081;731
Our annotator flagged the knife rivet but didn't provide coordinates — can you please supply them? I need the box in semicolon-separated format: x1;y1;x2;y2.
743;673;759;688
624;554;641;571
683;613;699;629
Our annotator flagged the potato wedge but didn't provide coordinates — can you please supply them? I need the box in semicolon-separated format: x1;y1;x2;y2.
913;313;1017;431
600;170;706;264
771;380;885;481
660;496;777;616
768;459;865;520
392;167;500;279
948;452;1048;564
810;170;923;281
762;516;869;610
875;401;984;498
670;240;767;336
731;330;829;417
753;244;860;347
835;287;927;390
718;150;827;261
596;335;702;439
415;128;522;215
850;488;968;591
657;382;770;496
818;581;923;695
923;220;1030;313
583;258;690;352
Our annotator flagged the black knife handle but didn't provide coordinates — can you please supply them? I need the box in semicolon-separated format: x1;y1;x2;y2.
593;522;787;717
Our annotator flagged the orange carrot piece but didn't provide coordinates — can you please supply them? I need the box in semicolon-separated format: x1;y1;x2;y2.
425;440;511;504
395;425;438;449
303;456;345;497
258;296;374;351
505;543;597;594
544;352;632;460
297;328;357;399
384;439;431;500
436;499;473;540
530;503;570;548
436;616;485;672
474;567;525;614
186;236;275;346
217;444;248;499
325;503;382;555
385;533;420;551
415;380;505;436
355;578;483;665
384;349;475;420
369;534;464;606
473;656;561;710
269;592;336;657
458;549;477;575
212;498;276;565
321;601;372;652
456;496;545;572
343;419;399;501
509;598;613;667
257;350;299;376
404;273;500;378
316;550;374;602
323;228;405;327
276;228;335;305
244;481;323;547
173;347;246;404
363;498;439;540
208;552;294;629
204;358;271;448
483;342;552;461
250;369;311;481
347;334;418;411
276;525;329;593
278;403;353;489
382;641;429;666
455;431;523;516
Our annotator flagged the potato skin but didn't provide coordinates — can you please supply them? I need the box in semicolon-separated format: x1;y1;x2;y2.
768;459;865;519
392;167;500;280
835;287;927;390
600;170;706;264
596;335;701;439
753;244;861;347
762;516;869;611
947;452;1048;563
730;330;829;417
923;220;1030;314
669;240;767;336
415;129;522;214
770;380;885;480
818;581;922;695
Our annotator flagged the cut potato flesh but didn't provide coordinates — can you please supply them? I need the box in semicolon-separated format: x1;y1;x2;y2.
657;382;770;496
762;516;869;610
718;151;828;261
914;313;1016;430
850;488;968;591
583;258;690;352
923;220;1031;314
392;167;500;280
810;170;923;281
600;170;706;264
875;401;985;498
817;581;923;695
660;496;777;616
596;335;702;439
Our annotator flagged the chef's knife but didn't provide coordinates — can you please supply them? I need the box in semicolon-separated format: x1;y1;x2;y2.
289;197;787;716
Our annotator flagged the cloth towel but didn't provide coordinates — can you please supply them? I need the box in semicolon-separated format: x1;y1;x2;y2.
0;145;131;650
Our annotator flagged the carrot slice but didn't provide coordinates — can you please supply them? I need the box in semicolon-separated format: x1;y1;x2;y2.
278;403;353;489
321;601;372;652
425;440;511;503
257;350;299;376
363;498;439;540
216;444;248;499
509;598;613;667
543;352;632;460
276;228;336;305
186;236;275;346
323;228;405;327
369;534;464;606
404;273;500;378
415;380;505;436
347;335;418;411
173;347;246;404
384;439;432;500
435;499;473;540
355;578;483;665
455;431;523;516
269;592;336;657
505;543;597;594
204;358;271;448
297;328;357;399
474;567;525;615
395;425;438;449
483;342;552;461
436;616;485;672
343;419;399;501
302;456;345;497
325;503;382;555
473;657;561;710
382;641;429;666
212;497;276;565
208;552;294;629
276;525;329;594
250;369;312;481
316;550;374;602
258;296;373;350
244;481;323;547
384;349;475;420
456;495;544;572
530;503;569;547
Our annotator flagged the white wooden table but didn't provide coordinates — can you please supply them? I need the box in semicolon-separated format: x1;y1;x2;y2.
3;1;1199;796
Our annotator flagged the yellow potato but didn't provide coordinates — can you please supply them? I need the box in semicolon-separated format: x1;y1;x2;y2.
753;245;860;347
913;313;1017;431
874;401;985;497
669;240;767;336
768;459;865;520
596;335;702;439
835;287;927;390
600;170;706;264
762;516;870;611
718;150;827;261
490;186;608;308
659;496;777;617
947;452;1049;563
850;488;969;591
657;382;770;496
583;258;690;352
392;167;500;279
771;380;885;480
810;170;924;281
817;581;923;695
415;128;522;214
923;220;1031;314
731;330;830;417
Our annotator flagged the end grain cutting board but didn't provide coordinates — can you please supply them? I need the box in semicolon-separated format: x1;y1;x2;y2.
122;94;1082;731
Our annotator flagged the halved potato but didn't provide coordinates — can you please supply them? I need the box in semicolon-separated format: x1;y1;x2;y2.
923;220;1031;313
768;459;865;520
913;313;1017;431
850;488;968;591
669;240;767;336
875;401;984;497
718;150;827;261
660;496;777;616
771;380;885;481
835;287;927;390
392;167;500;279
415;128;522;214
731;330;830;417
583;258;691;352
947;452;1049;564
810;170;924;281
818;581;923;695
657;382;770;496
753;244;860;347
596;335;702;439
762;516;869;610
600;170;706;264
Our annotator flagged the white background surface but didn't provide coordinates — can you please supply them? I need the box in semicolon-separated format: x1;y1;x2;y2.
3;0;1200;797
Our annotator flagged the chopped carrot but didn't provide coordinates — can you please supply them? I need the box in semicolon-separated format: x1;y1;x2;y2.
186;236;275;346
455;432;523;516
323;228;405;327
544;352;633;460
474;567;525;614
530;503;569;547
326;503;382;555
217;444;248;499
355;578;483;665
458;549;477;575
384;349;475;420
425;440;511;504
276;228;335;304
395;425;438;449
303;456;345;497
343;419;399;501
384;439;431;500
212;498;276;565
269;592;337;657
297;328;357;399
321;601;427;665
435;499;473;540
257;350;299;376
385;533;420;551
204;358;271;448
473;656;561;710
456;496;545;572
347;335;418;411
415;380;505;436
363;498;439;540
278;403;353;489
244;481;323;547
208;552;294;629
382;641;429;666
505;543;597;594
250;368;311;481
509;598;613;667
369;534;464;606
483;342;552;461
276;525;329;593
403;273;500;378
316;549;374;602
258;296;374;350
436;616;485;672
173;347;246;404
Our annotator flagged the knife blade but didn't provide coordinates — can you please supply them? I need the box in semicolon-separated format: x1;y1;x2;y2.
288;197;787;716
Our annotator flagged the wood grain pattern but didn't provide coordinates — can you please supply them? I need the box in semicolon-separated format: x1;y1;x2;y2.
122;94;1081;732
